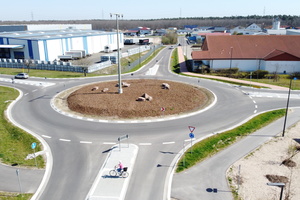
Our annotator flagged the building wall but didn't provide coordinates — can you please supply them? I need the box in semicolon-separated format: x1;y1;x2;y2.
206;59;300;73
262;61;300;73
209;59;260;71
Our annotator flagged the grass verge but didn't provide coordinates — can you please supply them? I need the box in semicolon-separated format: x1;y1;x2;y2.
176;109;286;172
0;86;45;168
0;192;33;200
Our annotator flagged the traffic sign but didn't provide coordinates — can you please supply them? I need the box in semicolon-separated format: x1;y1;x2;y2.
189;133;194;139
31;142;37;149
188;126;195;132
161;107;165;112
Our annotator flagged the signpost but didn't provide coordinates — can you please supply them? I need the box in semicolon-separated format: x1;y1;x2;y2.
188;126;196;154
31;142;37;167
161;107;165;117
16;169;22;193
118;134;129;151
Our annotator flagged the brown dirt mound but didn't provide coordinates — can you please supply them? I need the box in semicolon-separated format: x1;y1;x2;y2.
67;79;213;119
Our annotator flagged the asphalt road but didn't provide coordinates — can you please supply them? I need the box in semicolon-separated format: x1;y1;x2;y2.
1;42;300;200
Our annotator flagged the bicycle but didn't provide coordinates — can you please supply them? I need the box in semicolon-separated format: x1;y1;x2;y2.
109;166;129;178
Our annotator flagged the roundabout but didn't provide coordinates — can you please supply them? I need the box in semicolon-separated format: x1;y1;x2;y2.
52;79;215;123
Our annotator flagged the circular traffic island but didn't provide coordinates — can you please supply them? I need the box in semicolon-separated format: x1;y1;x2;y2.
63;79;214;120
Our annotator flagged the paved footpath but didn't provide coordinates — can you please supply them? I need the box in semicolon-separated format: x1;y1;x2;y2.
171;108;300;200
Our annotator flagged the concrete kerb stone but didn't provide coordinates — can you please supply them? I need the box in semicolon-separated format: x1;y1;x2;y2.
86;144;138;200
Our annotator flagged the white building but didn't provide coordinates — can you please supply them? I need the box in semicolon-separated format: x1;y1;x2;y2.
0;29;124;61
0;24;92;32
230;23;263;35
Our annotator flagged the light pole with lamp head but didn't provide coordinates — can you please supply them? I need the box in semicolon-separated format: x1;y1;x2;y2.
110;13;123;94
267;182;285;200
229;47;233;78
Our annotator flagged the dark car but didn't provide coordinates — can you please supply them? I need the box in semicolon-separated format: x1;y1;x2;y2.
14;73;29;79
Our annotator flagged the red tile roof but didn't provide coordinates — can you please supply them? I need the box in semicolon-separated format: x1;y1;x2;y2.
192;35;300;61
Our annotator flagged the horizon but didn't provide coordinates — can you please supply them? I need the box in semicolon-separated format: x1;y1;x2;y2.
1;0;299;21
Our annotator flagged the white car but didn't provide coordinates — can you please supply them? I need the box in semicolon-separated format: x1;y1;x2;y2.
14;73;29;79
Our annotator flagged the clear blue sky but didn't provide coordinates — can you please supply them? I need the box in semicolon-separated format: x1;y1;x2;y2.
2;0;299;21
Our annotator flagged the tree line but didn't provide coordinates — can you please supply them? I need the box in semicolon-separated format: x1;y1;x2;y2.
1;15;299;30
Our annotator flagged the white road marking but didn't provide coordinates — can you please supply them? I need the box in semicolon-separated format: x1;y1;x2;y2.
59;138;71;142
253;100;256;103
254;110;257;113
32;89;38;92
255;105;258;108
139;143;152;146
145;64;160;75
103;142;116;145
42;135;52;138
80;141;92;144
24;93;29;96
163;141;175;145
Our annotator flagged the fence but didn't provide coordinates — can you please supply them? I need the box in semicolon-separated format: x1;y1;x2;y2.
0;44;162;73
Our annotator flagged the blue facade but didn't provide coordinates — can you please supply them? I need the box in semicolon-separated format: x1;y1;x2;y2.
43;40;48;61
27;40;34;59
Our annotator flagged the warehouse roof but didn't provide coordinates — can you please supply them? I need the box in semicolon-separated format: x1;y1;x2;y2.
0;29;115;40
192;35;300;61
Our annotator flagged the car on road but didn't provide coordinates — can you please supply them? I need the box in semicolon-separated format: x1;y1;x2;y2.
14;73;29;79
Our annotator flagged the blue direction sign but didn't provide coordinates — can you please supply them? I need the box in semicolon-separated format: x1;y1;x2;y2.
189;133;194;139
31;142;37;149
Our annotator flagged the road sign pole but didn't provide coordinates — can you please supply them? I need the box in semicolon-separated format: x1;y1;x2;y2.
33;148;37;167
16;169;22;193
190;138;193;154
183;141;185;167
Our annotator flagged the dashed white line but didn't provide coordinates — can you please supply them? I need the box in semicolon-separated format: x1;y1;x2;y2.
255;105;258;108
254;110;257;114
103;142;116;145
139;143;152;146
59;139;71;142
252;100;256;103
24;93;29;96
163;141;175;145
42;135;52;138
32;89;38;92
80;141;92;144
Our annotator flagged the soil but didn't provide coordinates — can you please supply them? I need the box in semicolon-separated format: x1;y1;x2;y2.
227;120;300;200
56;79;214;120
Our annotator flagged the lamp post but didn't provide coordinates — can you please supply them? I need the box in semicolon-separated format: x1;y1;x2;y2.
267;182;285;200
229;47;233;77
282;76;297;136
110;13;123;94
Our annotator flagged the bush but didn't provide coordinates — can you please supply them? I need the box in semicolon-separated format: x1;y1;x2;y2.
251;70;269;79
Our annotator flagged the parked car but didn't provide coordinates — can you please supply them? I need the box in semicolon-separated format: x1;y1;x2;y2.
14;73;29;79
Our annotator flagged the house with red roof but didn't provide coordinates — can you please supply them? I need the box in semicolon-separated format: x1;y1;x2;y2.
192;35;300;74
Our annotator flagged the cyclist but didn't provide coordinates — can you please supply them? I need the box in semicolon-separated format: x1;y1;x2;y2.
117;161;123;172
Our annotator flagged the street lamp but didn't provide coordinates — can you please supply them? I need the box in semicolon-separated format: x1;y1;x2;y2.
110;13;123;94
229;47;233;77
267;182;285;200
282;77;297;136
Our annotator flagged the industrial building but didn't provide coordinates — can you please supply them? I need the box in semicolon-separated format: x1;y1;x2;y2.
0;28;124;61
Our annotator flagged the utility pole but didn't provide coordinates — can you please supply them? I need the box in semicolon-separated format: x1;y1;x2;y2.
110;13;123;94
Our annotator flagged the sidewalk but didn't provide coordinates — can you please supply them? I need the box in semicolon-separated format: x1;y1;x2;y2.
171;108;300;200
177;46;289;91
85;144;138;200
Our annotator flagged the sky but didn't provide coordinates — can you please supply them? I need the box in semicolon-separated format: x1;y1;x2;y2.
1;0;299;21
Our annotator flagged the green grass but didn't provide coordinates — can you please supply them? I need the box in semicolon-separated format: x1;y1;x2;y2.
0;68;100;78
176;109;286;172
0;86;45;168
0;192;33;200
171;48;180;73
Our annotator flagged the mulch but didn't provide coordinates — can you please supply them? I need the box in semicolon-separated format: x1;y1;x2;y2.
67;79;212;119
